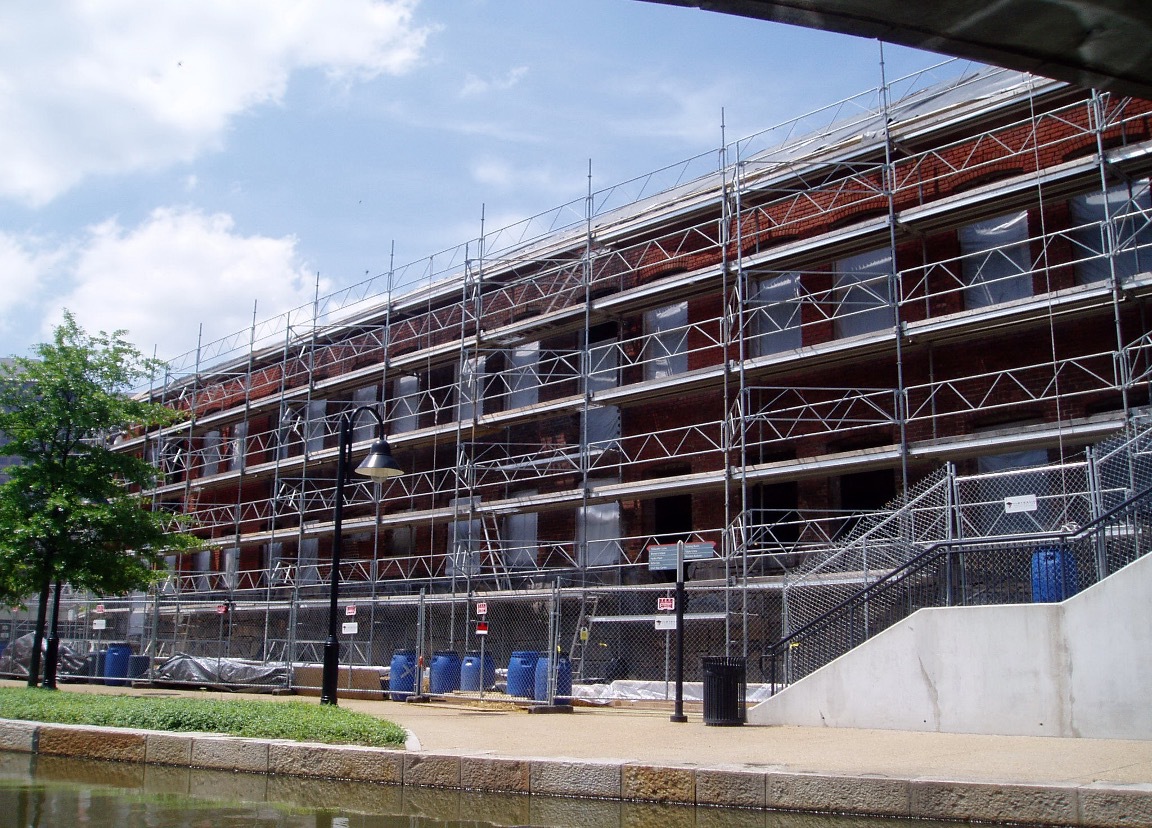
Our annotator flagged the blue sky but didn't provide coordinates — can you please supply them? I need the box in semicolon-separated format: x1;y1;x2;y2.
0;0;967;364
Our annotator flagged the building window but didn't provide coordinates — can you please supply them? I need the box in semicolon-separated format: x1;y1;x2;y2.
278;405;305;459
958;210;1032;309
643;301;688;380
750;272;802;356
352;384;378;442
392;375;420;433
265;542;285;583
506;342;540;409
503;492;539;569
191;549;211;591
458;355;486;421
586;337;620;447
834;248;892;338
305;399;327;454
1071;181;1152;284
298;538;319;585
577;487;622;568
390;526;414;561
223;547;239;589
228;420;247;472
202;430;221;476
447;497;482;577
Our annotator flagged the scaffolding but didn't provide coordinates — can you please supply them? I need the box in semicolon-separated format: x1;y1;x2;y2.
107;58;1152;675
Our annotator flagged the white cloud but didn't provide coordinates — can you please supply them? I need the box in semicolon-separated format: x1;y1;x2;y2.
0;0;431;206
0;234;63;322
606;71;734;148
460;65;529;97
48;207;321;361
470;157;567;192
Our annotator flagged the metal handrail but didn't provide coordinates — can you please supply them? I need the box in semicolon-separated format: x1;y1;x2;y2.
765;481;1152;691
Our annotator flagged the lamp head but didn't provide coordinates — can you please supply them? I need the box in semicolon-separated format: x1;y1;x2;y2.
356;438;404;479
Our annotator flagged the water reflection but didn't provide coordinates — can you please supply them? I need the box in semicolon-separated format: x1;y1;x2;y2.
0;751;945;828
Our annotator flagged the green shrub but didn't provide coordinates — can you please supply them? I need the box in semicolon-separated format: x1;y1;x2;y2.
0;688;406;748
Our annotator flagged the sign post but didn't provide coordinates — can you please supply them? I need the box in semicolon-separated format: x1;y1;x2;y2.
670;540;688;723
476;600;488;700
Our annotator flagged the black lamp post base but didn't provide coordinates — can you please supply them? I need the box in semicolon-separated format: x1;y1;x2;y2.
320;636;340;705
41;637;59;690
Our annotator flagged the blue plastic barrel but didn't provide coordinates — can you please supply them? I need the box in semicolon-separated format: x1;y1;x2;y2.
506;651;539;697
533;654;572;702
1031;546;1079;602
388;649;418;700
429;651;461;694
460;651;495;691
104;643;131;687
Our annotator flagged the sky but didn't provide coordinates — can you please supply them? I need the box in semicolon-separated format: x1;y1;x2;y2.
0;0;971;367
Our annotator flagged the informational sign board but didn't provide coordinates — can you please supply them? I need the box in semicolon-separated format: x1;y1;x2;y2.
1005;494;1038;513
476;602;488;615
657;596;675;611
92;619;107;630
341;622;358;635
647;542;717;571
654;616;677;630
346;605;357;616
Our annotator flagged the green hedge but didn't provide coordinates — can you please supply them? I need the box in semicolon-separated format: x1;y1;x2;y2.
0;687;406;747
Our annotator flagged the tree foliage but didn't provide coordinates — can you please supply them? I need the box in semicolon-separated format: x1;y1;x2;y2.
0;312;198;605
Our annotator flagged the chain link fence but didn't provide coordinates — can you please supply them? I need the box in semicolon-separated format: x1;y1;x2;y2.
4;418;1151;702
0;582;782;705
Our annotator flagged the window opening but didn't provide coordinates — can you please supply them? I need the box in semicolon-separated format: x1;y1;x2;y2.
750;272;803;356
392;374;420;433
577;487;622;568
644;301;688;379
959;210;1032;308
1071;180;1152;284
506;342;540;409
834;248;893;338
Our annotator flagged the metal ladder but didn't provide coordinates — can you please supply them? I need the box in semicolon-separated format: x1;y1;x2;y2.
568;593;600;681
479;512;512;590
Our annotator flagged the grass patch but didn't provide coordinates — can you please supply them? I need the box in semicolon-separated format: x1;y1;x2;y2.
0;687;406;748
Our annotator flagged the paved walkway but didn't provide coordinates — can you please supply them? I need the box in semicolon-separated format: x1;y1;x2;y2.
340;696;1152;787
5;681;1152;825
26;680;1152;785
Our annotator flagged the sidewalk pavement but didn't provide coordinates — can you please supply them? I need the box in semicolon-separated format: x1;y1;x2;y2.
341;696;1152;787
19;680;1152;787
5;681;1152;825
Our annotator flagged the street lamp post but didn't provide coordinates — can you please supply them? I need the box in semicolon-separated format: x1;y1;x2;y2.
320;405;403;706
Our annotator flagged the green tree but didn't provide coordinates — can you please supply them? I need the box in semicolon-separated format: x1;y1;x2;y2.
0;312;198;687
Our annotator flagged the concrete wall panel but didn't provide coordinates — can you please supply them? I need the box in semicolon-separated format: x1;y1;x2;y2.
749;552;1152;738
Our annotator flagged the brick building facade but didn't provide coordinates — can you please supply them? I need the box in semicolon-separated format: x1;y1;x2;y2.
126;64;1152;626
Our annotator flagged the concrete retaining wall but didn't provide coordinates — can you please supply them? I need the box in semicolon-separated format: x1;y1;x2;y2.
749;550;1152;738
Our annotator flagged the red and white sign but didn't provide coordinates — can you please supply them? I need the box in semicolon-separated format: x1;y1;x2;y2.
216;604;228;615
95;604;105;614
657;597;675;611
475;602;488;616
476;621;489;635
345;605;357;616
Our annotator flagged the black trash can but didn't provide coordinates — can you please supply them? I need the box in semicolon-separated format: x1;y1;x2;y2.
701;656;746;726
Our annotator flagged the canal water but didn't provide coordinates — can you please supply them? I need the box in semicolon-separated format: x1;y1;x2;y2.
0;751;955;828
